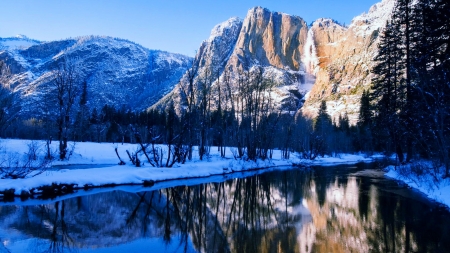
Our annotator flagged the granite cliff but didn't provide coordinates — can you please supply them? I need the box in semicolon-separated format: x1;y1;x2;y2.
153;0;396;124
303;0;396;123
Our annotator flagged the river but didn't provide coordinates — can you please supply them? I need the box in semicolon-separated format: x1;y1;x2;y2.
0;162;449;252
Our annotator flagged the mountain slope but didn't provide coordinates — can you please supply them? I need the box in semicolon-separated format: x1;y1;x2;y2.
0;35;192;115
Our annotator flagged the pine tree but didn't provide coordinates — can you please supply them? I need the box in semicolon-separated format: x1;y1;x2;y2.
356;90;374;153
358;90;371;128
394;0;416;162
313;101;333;156
371;20;406;162
410;0;450;174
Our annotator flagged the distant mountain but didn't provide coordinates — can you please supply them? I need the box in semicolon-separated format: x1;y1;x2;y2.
0;36;192;115
152;0;396;124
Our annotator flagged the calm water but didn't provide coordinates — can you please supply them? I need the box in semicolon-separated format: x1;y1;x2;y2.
1;163;450;253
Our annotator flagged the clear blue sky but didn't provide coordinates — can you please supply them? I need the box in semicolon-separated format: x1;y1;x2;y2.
1;0;380;56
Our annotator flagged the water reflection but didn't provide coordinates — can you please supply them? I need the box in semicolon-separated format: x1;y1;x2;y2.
1;163;450;253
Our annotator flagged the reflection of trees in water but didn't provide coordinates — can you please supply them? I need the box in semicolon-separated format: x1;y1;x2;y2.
164;170;315;253
3;191;171;251
8;202;75;253
1;165;450;252
306;166;450;253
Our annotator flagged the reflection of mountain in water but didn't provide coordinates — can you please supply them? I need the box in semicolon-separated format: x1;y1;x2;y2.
1;164;450;252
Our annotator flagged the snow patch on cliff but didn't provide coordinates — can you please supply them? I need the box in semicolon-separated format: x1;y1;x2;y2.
350;0;396;36
207;17;242;42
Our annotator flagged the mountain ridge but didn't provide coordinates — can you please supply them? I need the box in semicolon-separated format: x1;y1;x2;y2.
0;35;192;115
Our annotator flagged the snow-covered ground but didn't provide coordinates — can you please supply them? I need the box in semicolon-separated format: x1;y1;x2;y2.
385;163;450;209
0;139;376;195
2;139;450;210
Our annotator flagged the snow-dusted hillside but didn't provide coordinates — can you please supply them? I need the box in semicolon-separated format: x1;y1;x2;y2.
0;35;192;114
0;35;40;51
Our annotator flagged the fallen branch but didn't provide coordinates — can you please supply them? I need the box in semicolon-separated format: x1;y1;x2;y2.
115;148;126;165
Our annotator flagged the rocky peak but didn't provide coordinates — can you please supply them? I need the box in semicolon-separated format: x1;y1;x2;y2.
207;17;242;43
195;17;243;73
153;0;397;121
228;6;308;71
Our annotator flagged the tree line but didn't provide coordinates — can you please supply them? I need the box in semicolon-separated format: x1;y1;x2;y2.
367;0;450;176
1;58;372;166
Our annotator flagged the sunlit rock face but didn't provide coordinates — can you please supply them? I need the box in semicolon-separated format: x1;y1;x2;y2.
196;17;243;73
228;7;308;71
302;0;396;123
153;0;396;121
224;7;310;111
152;7;311;113
0;36;192;115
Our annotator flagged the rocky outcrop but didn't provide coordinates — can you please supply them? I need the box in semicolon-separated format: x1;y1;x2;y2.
196;17;243;72
302;0;396;123
155;1;396;124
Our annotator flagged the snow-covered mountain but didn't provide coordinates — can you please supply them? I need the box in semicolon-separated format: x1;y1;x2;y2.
152;0;396;123
0;35;192;114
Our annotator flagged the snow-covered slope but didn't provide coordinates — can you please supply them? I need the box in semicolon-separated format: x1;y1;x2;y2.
0;35;40;51
0;35;192;114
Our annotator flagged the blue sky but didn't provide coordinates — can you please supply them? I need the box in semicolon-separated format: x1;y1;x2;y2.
1;0;380;56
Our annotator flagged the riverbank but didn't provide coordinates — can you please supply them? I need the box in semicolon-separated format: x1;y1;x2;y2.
385;163;450;209
0;139;376;198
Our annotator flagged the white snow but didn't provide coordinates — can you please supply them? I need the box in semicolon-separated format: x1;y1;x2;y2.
385;163;450;209
207;17;242;42
349;0;395;37
0;139;376;195
0;37;39;50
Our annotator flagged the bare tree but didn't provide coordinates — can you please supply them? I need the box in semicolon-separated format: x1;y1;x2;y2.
53;58;81;160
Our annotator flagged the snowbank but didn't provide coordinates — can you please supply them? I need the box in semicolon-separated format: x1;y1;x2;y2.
385;163;450;209
0;139;376;195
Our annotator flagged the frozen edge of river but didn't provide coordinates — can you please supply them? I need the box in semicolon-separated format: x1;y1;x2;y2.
385;165;450;209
